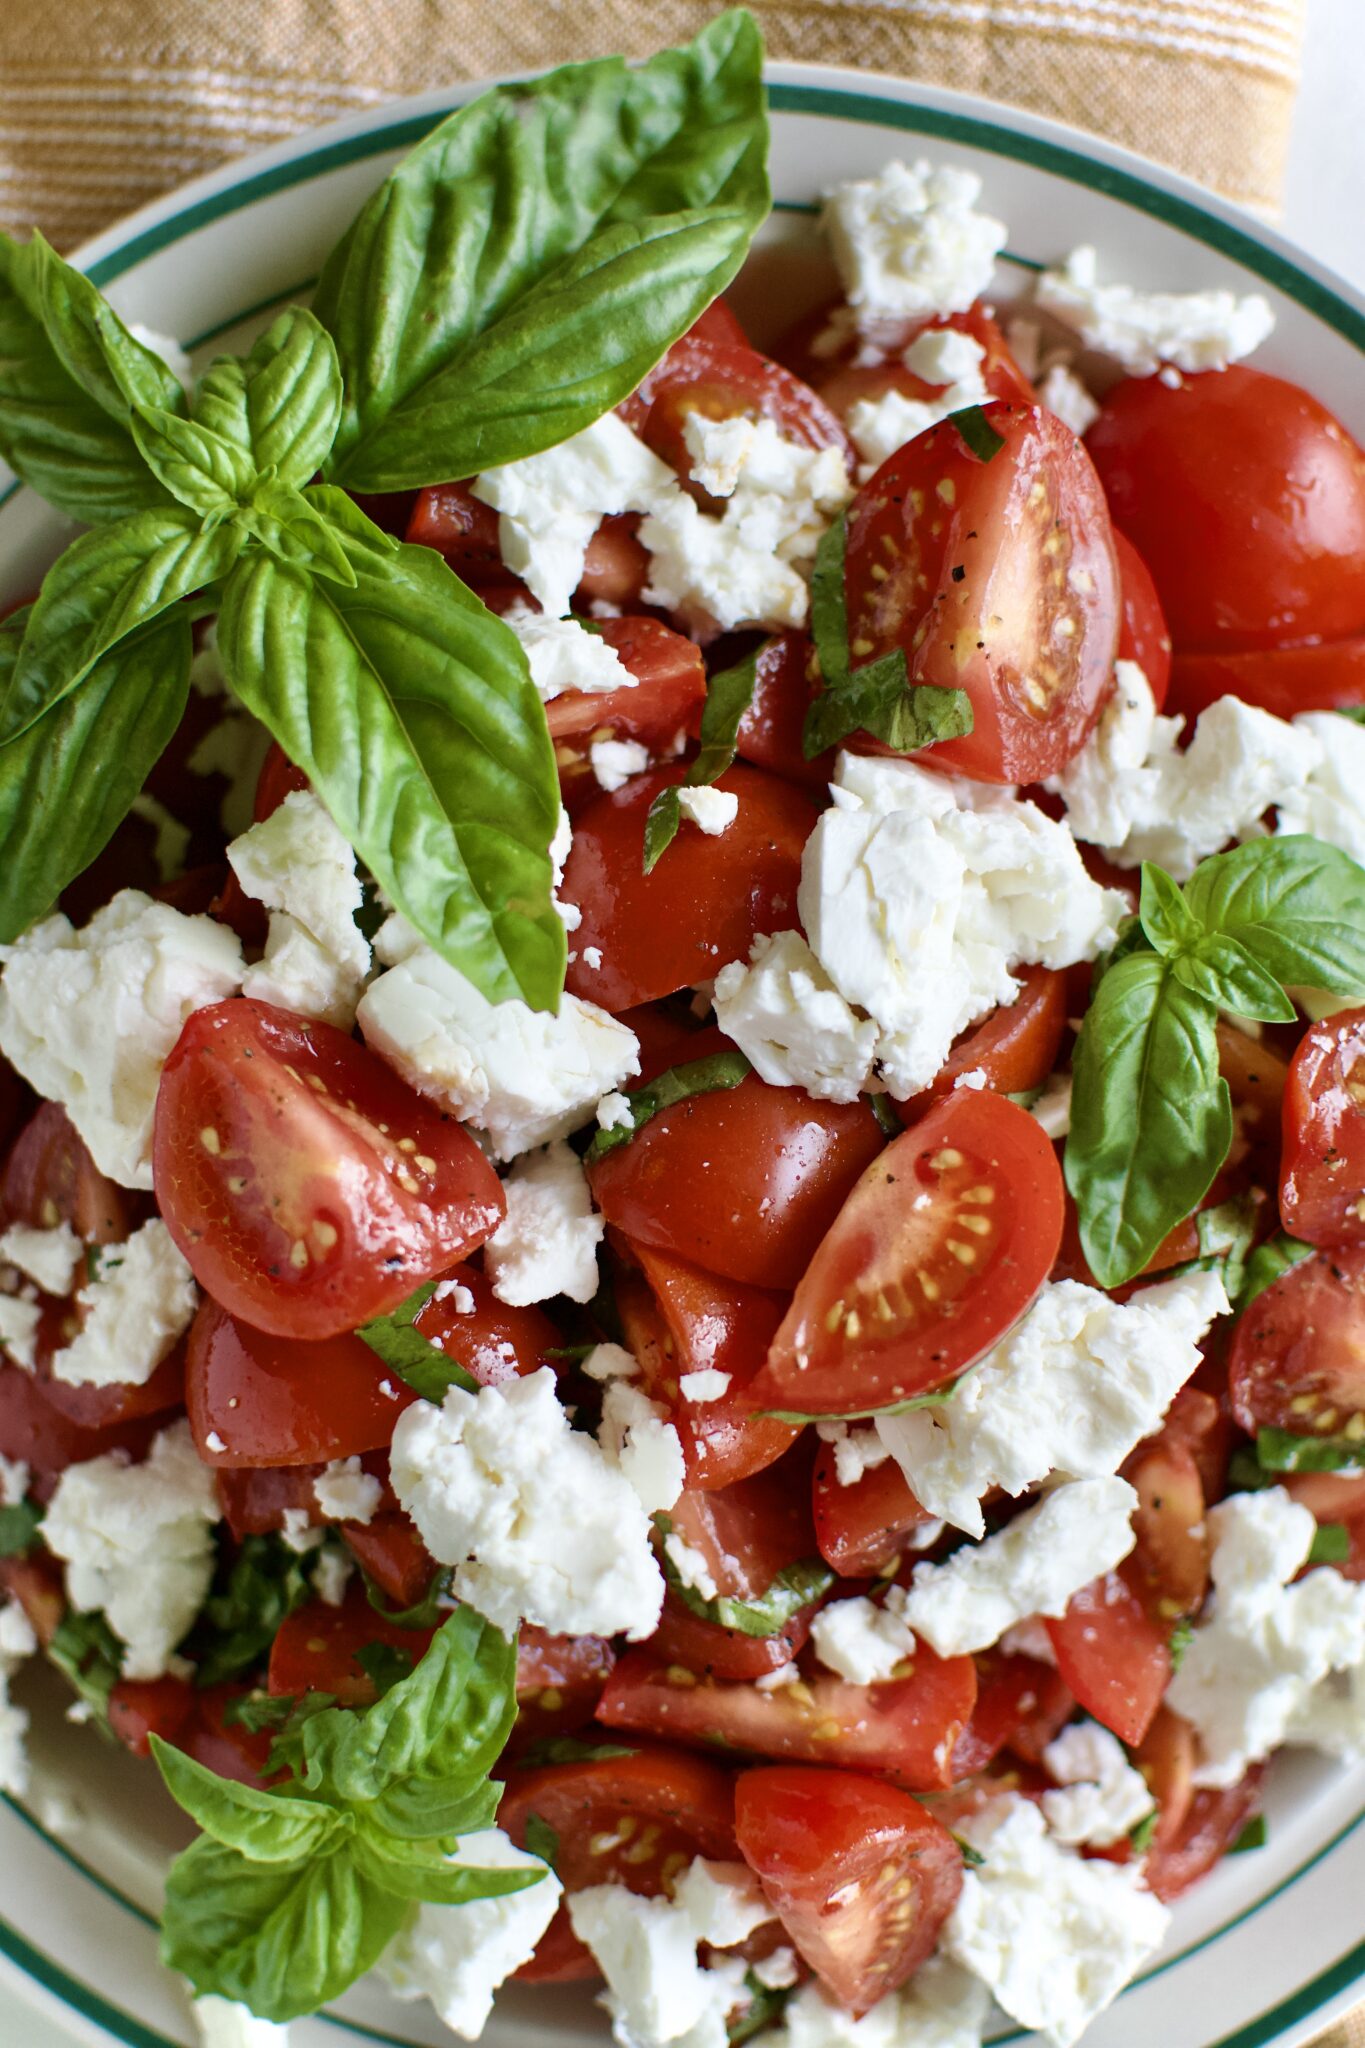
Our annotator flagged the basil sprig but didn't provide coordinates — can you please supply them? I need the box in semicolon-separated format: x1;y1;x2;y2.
1067;838;1365;1287
583;1048;752;1163
0;14;769;1007
154;1608;536;2022
643;644;761;873
801;514;973;759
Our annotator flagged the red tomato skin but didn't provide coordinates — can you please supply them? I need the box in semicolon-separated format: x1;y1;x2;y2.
546;616;707;812
180;1684;278;1789
562;763;816;1013
1;1100;143;1244
215;1462;323;1540
0;1362;159;1492
1086;367;1365;654
413;1267;560;1388
1144;1768;1266;1904
664;1450;822;1604
342;1511;436;1610
1228;1246;1365;1437
0;1552;65;1647
1113;529;1173;707
812;1441;936;1577
1280;1008;1365;1248
590;1073;883;1294
733;631;835;792
843;404;1120;783
508;1626;618;1757
753;1092;1065;1416
598;1645;977;1792
735;1766;963;2012
155;1000;505;1340
268;1582;434;1704
186;1296;416;1468
893;965;1068;1123
950;1651;1075;1778
618;332;855;478
1169;637;1365;723
648;1591;817;1681
108;1676;196;1759
252;744;311;823
1044;1563;1171;1747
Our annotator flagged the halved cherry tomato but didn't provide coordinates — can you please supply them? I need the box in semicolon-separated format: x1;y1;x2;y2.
412;1267;560;1388
268;1581;434;1705
342;1511;436;1611
509;1626;618;1757
1113;529;1172;708
0;1362;160;1491
950;1650;1074;1777
1228;1245;1365;1438
618;332;855;484
751;1091;1064;1417
1144;1765;1265;1904
155;999;504;1339
577;517;652;610
648;1590;817;1682
1170;637;1365;723
186;1296;416;1467
1218;1019;1291;1155
1;1101;142;1244
27;1321;185;1432
733;631;834;791
407;483;505;581
589;1072;883;1293
215;1462;323;1540
1086;367;1365;654
893;966;1067;1122
812;1443;935;1577
786;304;1032;418
180;1684;278;1789
598;1645;976;1791
0;1551;65;1645
735;1766;962;2012
500;1746;737;1982
1281;1468;1365;1525
664;1450;821;1605
841;404;1120;782
562;764;817;1012
108;1675;196;1759
1124;1435;1209;1619
614;1242;797;1489
546;616;708;810
1044;1562;1171;1746
1280;1008;1365;1248
1132;1704;1195;1862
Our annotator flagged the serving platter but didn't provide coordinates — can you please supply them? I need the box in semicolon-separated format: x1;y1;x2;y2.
1;57;1363;2048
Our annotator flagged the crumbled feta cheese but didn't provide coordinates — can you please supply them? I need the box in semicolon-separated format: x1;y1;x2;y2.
0;1453;29;1506
0;1293;41;1369
50;1219;197;1390
0;891;243;1189
204;1430;227;1455
815;1419;892;1487
679;1368;731;1404
279;1507;323;1553
1030;1071;1073;1141
390;1367;665;1639
845;329;990;473
485;1141;604;1306
751;1948;800;1992
311;1545;354;1608
584;1341;640;1382
677;787;739;837
597;1091;634;1132
821;161;1006;327
568;1858;768;2048
549;804;582;937
663;1532;719;1602
877;1268;1227;1536
0;1221;83;1297
1041;1719;1156;1846
895;1478;1139;1657
381;1828;562;2040
800;752;1124;1099
192;1994;291;2047
1166;1487;1365;1786
504;604;633;703
591;738;651;793
674;1858;774;1946
685;413;762;499
755;1661;801;1693
582;945;603;970
1277;711;1365;866
43;1420;219;1679
0;1594;36;1795
1035;247;1274;376
772;1957;989;2048
472;413;678;618
435;1277;477;1316
714;931;880;1103
313;1456;382;1525
999;1615;1059;1666
358;940;638;1162
945;1795;1170;2048
227;790;371;1027
810;1594;913;1684
1036;362;1100;437
599;1377;687;1517
1049;666;1324;880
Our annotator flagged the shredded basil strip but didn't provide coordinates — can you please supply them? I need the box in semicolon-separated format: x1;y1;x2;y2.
356;1280;477;1402
643;644;761;873
0;1496;43;1557
1230;1814;1268;1854
583;1049;752;1163
664;1554;836;1638
1308;1522;1352;1566
1256;1427;1365;1475
761;1371;967;1426
950;405;1006;462
1236;1232;1315;1313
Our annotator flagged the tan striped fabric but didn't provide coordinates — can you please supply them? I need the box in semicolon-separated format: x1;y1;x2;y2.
0;0;1305;252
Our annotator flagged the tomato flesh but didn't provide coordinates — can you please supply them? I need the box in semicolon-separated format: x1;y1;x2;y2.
1;1100;142;1244
1169;637;1365;723
154;999;504;1339
1280;1008;1365;1248
618;332;855;483
268;1581;434;1705
508;1626;618;1758
546;616;707;812
735;1765;962;2012
0;1361;160;1491
893;965;1067;1123
950;1649;1074;1777
342;1512;436;1611
842;404;1120;782
1044;1563;1171;1747
812;1441;936;1577
1144;1765;1265;1904
412;1267;561;1388
752;1091;1064;1416
108;1675;195;1759
1228;1246;1365;1438
733;631;834;792
648;1590;818;1682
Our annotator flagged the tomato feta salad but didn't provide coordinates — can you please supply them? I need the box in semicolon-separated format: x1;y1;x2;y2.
1;15;1365;2048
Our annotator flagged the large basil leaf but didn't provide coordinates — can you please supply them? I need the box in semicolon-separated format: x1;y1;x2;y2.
194;308;344;487
0;605;190;941
315;10;768;488
1066;949;1233;1288
27;231;186;424
152;1741;344;1864
217;504;562;1009
1182;836;1365;996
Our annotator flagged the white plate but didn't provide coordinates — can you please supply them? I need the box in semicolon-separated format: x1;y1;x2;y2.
2;61;1364;2048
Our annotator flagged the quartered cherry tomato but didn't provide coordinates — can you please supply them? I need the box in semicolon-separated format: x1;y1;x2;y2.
733;631;834;791
1143;1748;1265;1903
545;616;708;811
1113;529;1172;708
1280;1008;1365;1248
1169;637;1365;722
342;1511;436;1611
179;1684;278;1789
662;1451;822;1609
215;1462;324;1540
950;1649;1074;1777
1123;1432;1210;1620
789;304;1033;418
0;1362;160;1490
1;1100;142;1244
841;403;1120;782
892;965;1067;1122
812;1442;936;1578
618;331;855;482
735;1766;963;2012
412;1267;560;1388
1044;1562;1171;1747
268;1581;434;1705
108;1675;196;1759
509;1626;617;1756
751;1091;1064;1416
1086;367;1365;653
649;1590;817;1683
155;1000;504;1339
1228;1246;1365;1439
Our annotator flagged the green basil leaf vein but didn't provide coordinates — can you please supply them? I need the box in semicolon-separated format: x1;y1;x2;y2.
194;308;344;488
1182;836;1365;998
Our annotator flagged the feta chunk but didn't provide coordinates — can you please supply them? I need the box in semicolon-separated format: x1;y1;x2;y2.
821;160;1006;327
504;604;633;703
800;752;1123;1099
358;940;638;1162
227;790;371;1026
312;1456;382;1525
895;1478;1138;1657
810;1594;913;1684
0;1594;36;1795
311;1545;354;1608
0;891;243;1188
191;1996;291;2047
471;413;677;618
599;1373;686;1516
677;787;739;837
1166;1487;1365;1786
1035;246;1274;375
771;1958;989;2048
663;1531;719;1601
1049;667;1325;880
51;1220;197;1389
597;1091;634;1132
845;328;990;473
684;412;762;499
945;1795;1170;2048
1036;362;1100;437
485;1140;604;1306
713;931;879;1102
815;1419;891;1487
1277;711;1365;866
0;1294;40;1370
568;1857;769;2048
43;1420;219;1679
591;737;651;793
878;1267;1227;1536
0;1453;29;1506
390;1367;665;1639
0;1221;82;1297
381;1828;562;2040
1041;1719;1156;1846
679;1368;730;1404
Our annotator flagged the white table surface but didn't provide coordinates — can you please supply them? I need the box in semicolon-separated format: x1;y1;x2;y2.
4;11;1364;2044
